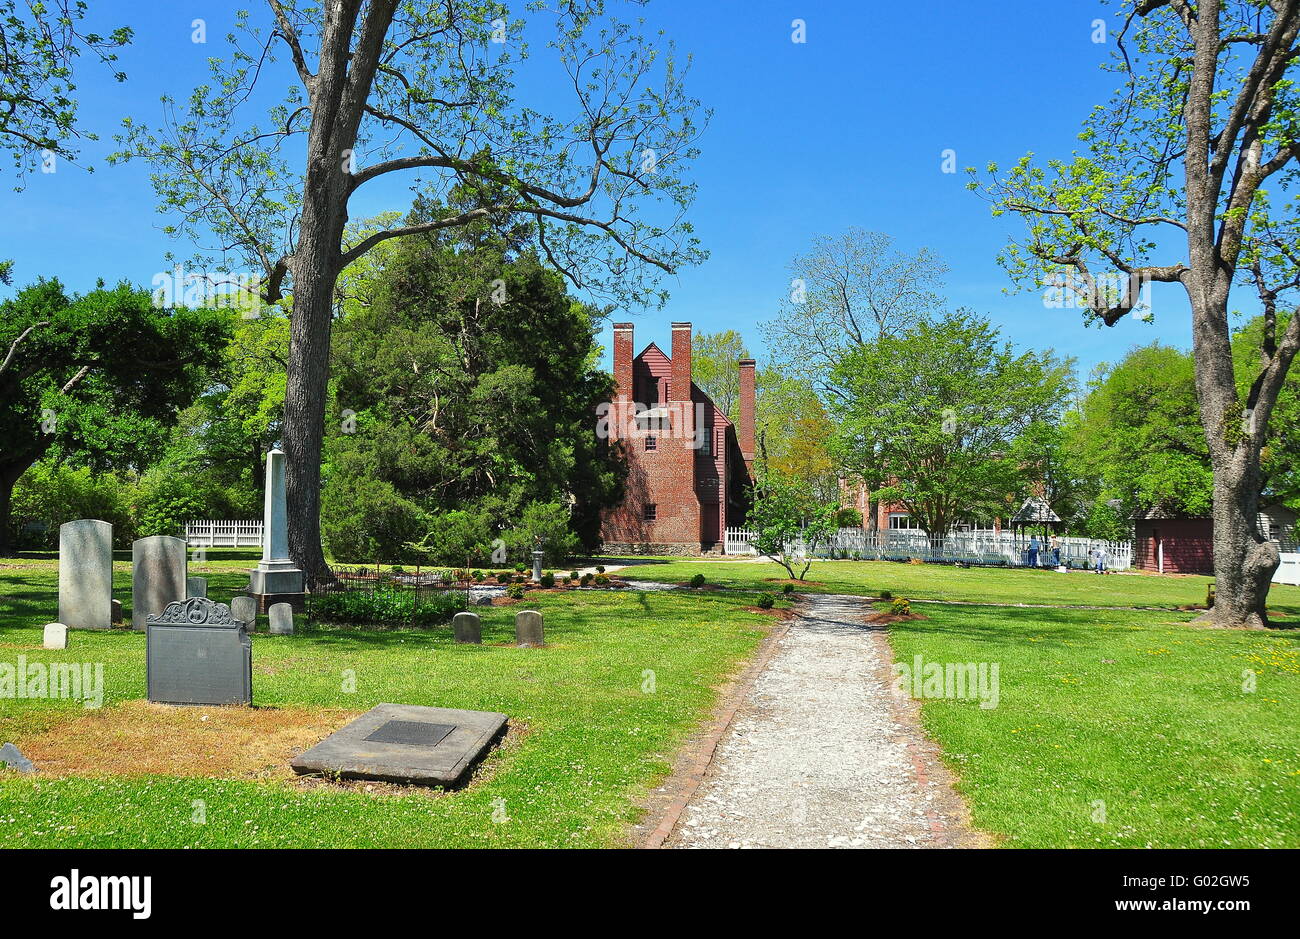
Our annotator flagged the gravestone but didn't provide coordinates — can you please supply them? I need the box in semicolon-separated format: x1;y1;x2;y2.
111;599;123;625
268;602;294;635
230;596;257;631
146;597;252;706
132;535;187;632
532;549;544;583
290;703;507;788
476;594;493;606
452;611;481;644
515;610;544;647
248;449;306;612
186;576;207;598
58;519;112;630
0;743;35;774
43;623;68;650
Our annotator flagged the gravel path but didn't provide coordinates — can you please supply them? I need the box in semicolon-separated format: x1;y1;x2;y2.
669;594;973;849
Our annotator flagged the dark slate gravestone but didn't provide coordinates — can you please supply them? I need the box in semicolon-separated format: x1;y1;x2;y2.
0;742;35;773
146;597;252;707
290;703;507;788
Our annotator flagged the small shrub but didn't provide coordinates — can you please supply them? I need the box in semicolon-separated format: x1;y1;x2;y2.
581;572;593;585
594;572;610;586
596;564;605;574
472;570;483;581
890;597;911;616
506;583;526;600
310;587;460;628
540;573;555;588
689;573;705;589
757;592;775;610
880;589;892;601
569;570;579;580
782;583;794;595
514;563;527;573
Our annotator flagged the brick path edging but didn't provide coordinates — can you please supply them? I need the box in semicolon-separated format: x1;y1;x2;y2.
640;614;794;849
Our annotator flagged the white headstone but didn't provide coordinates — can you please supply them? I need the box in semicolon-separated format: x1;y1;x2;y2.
58;519;113;629
249;449;305;599
230;596;257;629
42;623;68;650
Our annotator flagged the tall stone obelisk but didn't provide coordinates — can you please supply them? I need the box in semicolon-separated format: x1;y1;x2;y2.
247;448;306;612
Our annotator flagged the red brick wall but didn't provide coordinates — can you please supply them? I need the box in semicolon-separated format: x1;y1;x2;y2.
1134;518;1214;575
738;358;755;472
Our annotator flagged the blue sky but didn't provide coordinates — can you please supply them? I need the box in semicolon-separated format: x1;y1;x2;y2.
0;0;1196;383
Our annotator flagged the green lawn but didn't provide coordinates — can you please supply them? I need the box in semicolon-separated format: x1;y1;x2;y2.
5;551;1298;848
0;554;775;847
888;603;1300;847
615;556;1300;617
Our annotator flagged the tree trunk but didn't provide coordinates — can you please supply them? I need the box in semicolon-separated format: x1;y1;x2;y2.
1207;455;1277;628
0;470;17;556
284;232;342;588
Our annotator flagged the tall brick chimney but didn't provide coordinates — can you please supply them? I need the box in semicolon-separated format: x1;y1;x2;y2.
612;323;634;401
738;358;756;470
671;322;693;436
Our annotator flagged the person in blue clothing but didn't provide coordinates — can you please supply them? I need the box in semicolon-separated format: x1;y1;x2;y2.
1027;535;1040;568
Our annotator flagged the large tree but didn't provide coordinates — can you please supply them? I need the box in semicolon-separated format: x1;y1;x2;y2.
0;280;230;552
322;206;622;564
831;312;1070;542
974;1;1300;627
113;0;705;584
690;329;749;420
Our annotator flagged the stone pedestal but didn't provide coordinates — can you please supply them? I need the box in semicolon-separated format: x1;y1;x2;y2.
247;449;306;612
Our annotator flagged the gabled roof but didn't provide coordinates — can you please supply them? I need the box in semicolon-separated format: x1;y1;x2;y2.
1012;496;1060;524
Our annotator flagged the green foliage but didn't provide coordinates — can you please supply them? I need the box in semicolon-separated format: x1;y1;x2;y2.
782;582;795;595
310;588;461;628
691;330;750;420
889;597;912;616
1065;344;1212;518
0;0;132;186
756;592;775;610
505;583;526;600
539;573;555;589
10;462;133;548
747;471;839;580
832;311;1072;538
131;464;244;539
323;221;619;564
689;573;706;588
833;507;863;528
321;475;426;565
593;573;610;586
880;589;893;601
0;279;230;551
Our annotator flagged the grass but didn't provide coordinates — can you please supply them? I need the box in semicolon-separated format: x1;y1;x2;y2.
0;553;778;847
888;603;1300;848
615;556;1300;617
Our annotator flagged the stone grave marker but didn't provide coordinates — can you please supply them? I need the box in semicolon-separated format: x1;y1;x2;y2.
0;743;35;774
515;610;544;647
146;597;252;706
186;576;207;598
248;449;305;612
132;535;187;631
111;599;123;625
230;596;257;630
290;703;507;788
43;623;68;650
452;611;481;644
268;602;294;635
58;519;112;630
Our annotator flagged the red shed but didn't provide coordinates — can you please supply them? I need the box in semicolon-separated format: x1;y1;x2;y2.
1132;505;1298;575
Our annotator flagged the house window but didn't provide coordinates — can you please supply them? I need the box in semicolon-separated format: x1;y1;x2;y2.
643;503;657;521
698;426;711;456
889;513;918;530
645;435;657;451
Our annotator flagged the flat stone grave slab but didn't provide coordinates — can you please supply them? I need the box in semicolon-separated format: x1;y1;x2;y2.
291;703;507;788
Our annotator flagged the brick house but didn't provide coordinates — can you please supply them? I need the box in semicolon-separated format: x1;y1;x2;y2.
1133;505;1298;575
599;322;755;554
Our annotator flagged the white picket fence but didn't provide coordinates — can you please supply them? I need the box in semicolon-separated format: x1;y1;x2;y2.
184;519;263;548
1274;553;1300;585
724;526;1133;570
